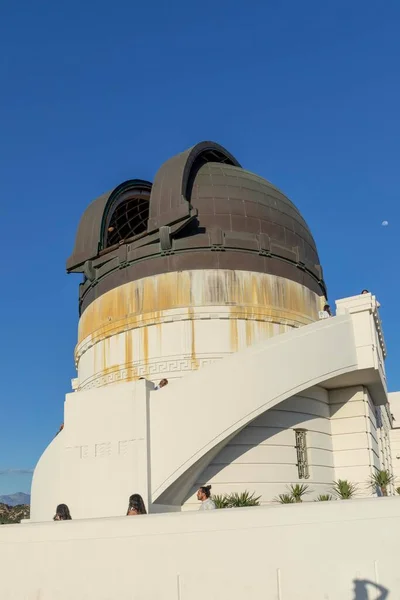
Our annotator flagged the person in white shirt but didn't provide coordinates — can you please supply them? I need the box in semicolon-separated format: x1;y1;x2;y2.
197;485;216;510
318;304;332;319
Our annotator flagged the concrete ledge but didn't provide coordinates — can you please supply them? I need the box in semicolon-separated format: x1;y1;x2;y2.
1;497;399;599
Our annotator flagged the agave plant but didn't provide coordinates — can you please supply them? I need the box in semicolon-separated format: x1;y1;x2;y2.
288;483;310;503
227;491;261;507
212;491;261;508
369;470;395;497
211;494;230;509
332;479;357;500
315;494;334;502
275;493;295;504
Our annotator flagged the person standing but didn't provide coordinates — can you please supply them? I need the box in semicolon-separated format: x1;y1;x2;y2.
197;485;216;510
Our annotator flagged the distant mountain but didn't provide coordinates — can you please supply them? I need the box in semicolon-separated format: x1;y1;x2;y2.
0;492;30;507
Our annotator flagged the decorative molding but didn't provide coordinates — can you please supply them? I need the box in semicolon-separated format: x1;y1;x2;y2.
78;355;227;391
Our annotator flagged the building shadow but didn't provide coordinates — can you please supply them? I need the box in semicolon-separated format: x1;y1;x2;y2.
353;579;389;599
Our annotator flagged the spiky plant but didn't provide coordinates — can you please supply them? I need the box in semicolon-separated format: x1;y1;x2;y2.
275;493;295;504
227;491;261;507
315;494;334;502
212;494;230;509
332;479;357;500
288;483;310;503
369;470;395;497
212;491;261;508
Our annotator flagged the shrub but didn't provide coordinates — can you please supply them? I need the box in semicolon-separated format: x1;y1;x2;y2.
212;491;261;508
369;470;395;497
212;494;230;509
332;479;357;500
288;483;310;503
275;493;295;504
315;494;334;502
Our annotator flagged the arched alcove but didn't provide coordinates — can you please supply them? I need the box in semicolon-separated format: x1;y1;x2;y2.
100;179;152;250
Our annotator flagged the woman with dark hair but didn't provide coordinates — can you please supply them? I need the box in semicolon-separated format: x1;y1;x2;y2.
53;504;72;521
197;485;216;510
126;494;147;516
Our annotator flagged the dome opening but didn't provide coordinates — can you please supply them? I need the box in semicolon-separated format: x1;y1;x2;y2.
105;195;149;247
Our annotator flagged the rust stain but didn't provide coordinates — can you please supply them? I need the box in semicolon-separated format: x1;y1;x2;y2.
125;332;133;367
229;308;239;353
142;326;149;370
188;307;199;369
76;270;322;363
245;320;253;347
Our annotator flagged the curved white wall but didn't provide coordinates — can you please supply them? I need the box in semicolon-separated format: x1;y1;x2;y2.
30;432;63;522
74;270;322;390
184;386;334;507
150;314;357;505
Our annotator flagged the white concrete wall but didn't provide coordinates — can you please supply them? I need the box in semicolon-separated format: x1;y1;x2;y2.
150;313;357;505
1;497;399;599
75;270;322;390
376;403;394;489
31;295;390;520
184;386;334;507
389;392;400;486
330;386;383;493
31;380;151;521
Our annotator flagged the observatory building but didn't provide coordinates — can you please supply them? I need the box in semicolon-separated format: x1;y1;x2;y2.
3;141;400;599
30;141;395;519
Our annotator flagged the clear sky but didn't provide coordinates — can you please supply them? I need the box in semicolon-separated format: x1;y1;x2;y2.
1;0;399;495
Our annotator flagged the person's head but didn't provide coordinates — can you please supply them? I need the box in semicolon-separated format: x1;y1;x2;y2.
323;304;331;315
53;504;71;521
197;485;212;502
126;494;147;516
361;289;369;295
159;379;168;389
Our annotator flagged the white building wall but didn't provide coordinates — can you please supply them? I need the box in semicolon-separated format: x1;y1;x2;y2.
75;270;322;391
184;386;334;507
389;392;400;487
376;402;394;491
329;386;383;493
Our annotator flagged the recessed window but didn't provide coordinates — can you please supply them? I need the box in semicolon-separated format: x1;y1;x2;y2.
294;429;309;479
105;194;149;247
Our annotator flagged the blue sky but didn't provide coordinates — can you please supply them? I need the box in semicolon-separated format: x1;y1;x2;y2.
0;0;399;495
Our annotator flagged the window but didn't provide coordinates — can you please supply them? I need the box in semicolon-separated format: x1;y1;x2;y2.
100;180;152;251
294;429;309;479
105;195;149;247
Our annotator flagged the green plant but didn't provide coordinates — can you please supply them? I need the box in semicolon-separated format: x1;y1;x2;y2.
369;470;395;497
212;491;261;508
315;494;334;502
396;487;400;496
332;479;357;500
288;483;310;503
275;493;295;504
227;491;261;507
212;494;230;509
